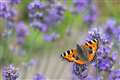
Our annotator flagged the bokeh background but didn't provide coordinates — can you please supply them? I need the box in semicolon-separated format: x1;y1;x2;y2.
0;0;120;80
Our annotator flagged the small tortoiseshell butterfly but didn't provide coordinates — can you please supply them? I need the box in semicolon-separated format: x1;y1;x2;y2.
61;39;99;65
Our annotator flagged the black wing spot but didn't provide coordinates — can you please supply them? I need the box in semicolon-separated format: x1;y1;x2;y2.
63;52;66;56
71;49;73;53
93;39;96;42
89;46;92;50
91;54;97;62
88;46;93;54
61;54;63;57
88;41;92;44
85;43;88;46
89;49;93;54
72;55;75;58
67;50;70;55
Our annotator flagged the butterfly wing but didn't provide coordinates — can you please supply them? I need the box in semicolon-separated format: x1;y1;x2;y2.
82;39;99;61
74;39;99;64
61;48;77;62
61;39;99;65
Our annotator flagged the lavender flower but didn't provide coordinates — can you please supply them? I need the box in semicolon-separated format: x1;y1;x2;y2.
33;73;46;80
0;1;20;38
0;0;19;19
16;21;28;45
72;63;88;79
44;4;65;26
108;70;120;80
43;32;60;42
9;0;21;5
103;19;120;42
16;21;28;37
115;26;120;42
28;0;65;33
27;0;44;14
72;25;120;79
28;0;49;32
87;27;115;72
84;4;98;26
2;64;19;80
72;0;88;13
0;2;7;18
97;56;114;72
85;75;103;80
30;21;48;32
87;28;101;40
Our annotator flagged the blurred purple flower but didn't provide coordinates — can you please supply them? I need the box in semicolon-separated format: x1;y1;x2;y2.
0;2;7;18
0;1;19;19
85;75;102;80
84;5;98;26
16;21;28;45
16;21;28;37
10;0;21;5
30;21;48;32
108;70;120;80
115;26;120;42
33;73;46;80
72;0;88;12
27;59;38;67
105;18;116;28
2;64;19;80
43;32;60;42
44;4;65;26
28;0;47;31
97;56;114;72
16;37;25;45
104;18;117;38
28;0;44;14
111;51;118;61
5;8;17;20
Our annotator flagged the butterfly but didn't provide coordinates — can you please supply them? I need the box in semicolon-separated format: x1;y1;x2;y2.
61;39;99;65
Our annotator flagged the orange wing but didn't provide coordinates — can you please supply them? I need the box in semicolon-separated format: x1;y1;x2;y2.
74;39;99;64
61;39;99;65
61;48;77;62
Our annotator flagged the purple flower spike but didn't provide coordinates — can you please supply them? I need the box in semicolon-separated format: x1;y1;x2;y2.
33;73;46;80
104;18;117;37
108;70;120;80
97;56;114;72
105;18;116;28
85;75;102;80
72;63;88;79
72;0;88;12
16;21;29;37
2;64;19;80
84;4;98;26
43;32;60;42
111;51;118;61
10;0;21;5
87;28;101;40
28;0;44;13
115;27;120;42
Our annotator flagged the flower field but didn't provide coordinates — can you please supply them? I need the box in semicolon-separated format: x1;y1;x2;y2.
0;0;120;80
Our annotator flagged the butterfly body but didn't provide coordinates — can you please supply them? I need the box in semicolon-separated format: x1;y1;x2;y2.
61;39;99;65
